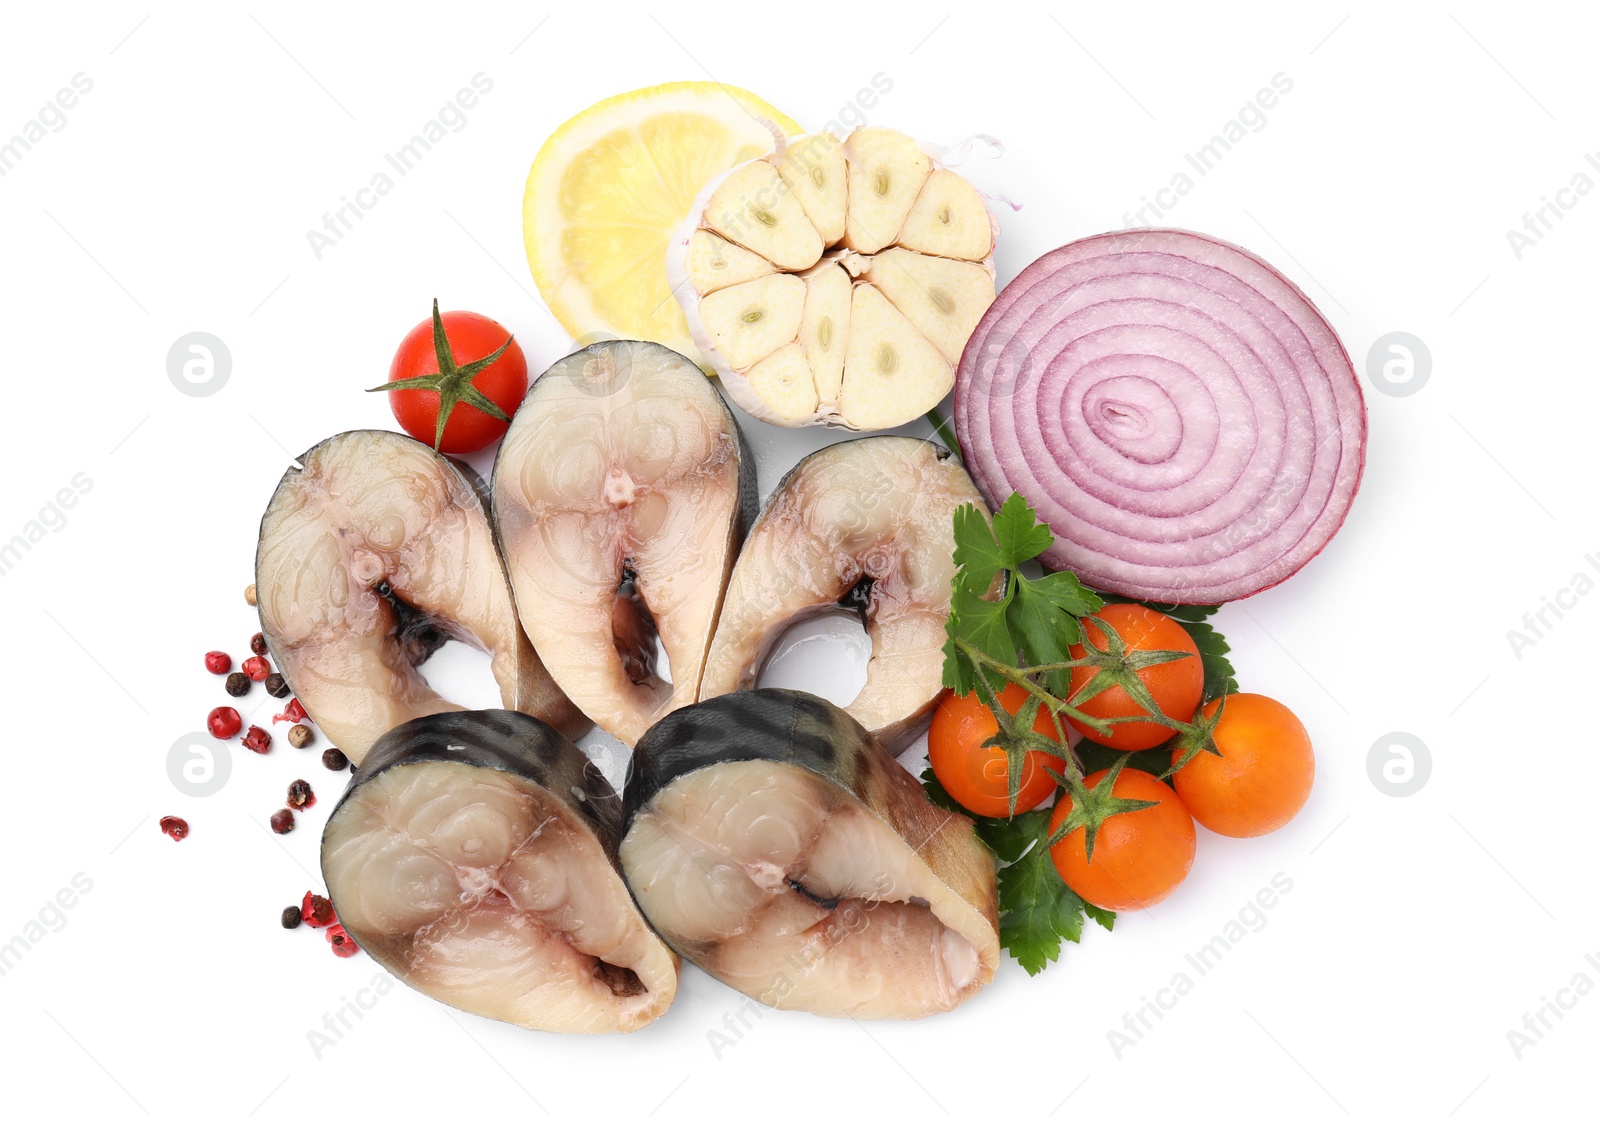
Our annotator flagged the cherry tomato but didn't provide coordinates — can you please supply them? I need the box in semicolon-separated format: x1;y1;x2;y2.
381;304;528;453
929;683;1066;818
1171;693;1313;837
1067;604;1203;751
1048;768;1195;911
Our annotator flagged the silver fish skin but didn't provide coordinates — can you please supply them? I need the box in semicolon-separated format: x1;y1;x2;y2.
322;709;678;1034
255;429;585;765
621;688;1000;1020
699;436;991;753
492;340;756;748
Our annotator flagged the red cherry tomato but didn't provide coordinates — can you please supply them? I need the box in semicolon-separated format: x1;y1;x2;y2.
381;304;528;454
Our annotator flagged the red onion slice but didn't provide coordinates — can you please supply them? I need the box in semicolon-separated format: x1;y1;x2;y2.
955;229;1365;604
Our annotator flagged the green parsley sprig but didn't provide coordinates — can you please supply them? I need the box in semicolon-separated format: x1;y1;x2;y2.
934;491;1241;974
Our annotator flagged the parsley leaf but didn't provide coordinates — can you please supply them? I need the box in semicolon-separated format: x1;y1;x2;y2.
1183;619;1240;699
993;811;1112;975
920;770;1115;975
1121;600;1222;623
946;494;1103;696
991;493;1055;566
943;584;1015;695
1005;587;1076;693
1011;570;1101;694
952;503;1009;595
937;492;1134;974
1074;735;1174;779
1029;570;1104;619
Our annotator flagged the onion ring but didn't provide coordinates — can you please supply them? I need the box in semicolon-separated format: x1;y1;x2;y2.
954;229;1365;603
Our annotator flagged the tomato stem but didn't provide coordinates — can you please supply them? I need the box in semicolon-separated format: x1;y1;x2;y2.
953;620;1197;821
368;299;515;451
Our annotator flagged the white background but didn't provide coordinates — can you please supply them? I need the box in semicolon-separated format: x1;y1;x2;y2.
2;1;1594;1125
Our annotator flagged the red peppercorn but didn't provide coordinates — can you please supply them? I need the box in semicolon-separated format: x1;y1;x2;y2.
204;651;231;674
242;655;271;681
208;706;242;740
159;816;189;841
243;725;272;754
328;925;360;958
286;779;315;811
269;808;295;834
250;632;269;657
273;698;308;725
301;892;337;928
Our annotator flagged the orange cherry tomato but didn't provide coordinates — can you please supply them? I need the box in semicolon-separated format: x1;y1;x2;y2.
928;683;1066;818
1067;604;1203;751
1048;768;1196;911
1171;693;1314;837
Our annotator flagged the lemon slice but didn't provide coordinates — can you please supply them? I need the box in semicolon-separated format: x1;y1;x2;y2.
524;83;802;368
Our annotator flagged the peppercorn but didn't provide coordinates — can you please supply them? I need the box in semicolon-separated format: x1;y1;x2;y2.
245;583;257;606
250;632;268;656
243;725;272;754
242;655;271;681
208;706;242;740
264;673;290;698
204;651;232;675
281;905;302;929
269;808;295;834
274;699;308;725
286;779;315;811
159;816;189;841
321;748;349;772
224;672;250;698
328;925;359;958
301;892;337;928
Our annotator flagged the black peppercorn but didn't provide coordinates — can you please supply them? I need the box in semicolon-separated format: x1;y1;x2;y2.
225;672;251;698
264;673;290;698
281;905;302;929
321;748;349;772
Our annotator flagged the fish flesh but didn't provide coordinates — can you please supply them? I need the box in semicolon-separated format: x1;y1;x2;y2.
255;430;584;765
699;436;990;752
492;341;755;747
620;689;999;1019
322;710;678;1034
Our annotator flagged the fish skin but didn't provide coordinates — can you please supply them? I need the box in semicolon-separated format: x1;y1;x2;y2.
338;709;622;853
622;688;1000;1010
323;709;678;1033
255;430;586;764
491;341;757;747
698;436;993;753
